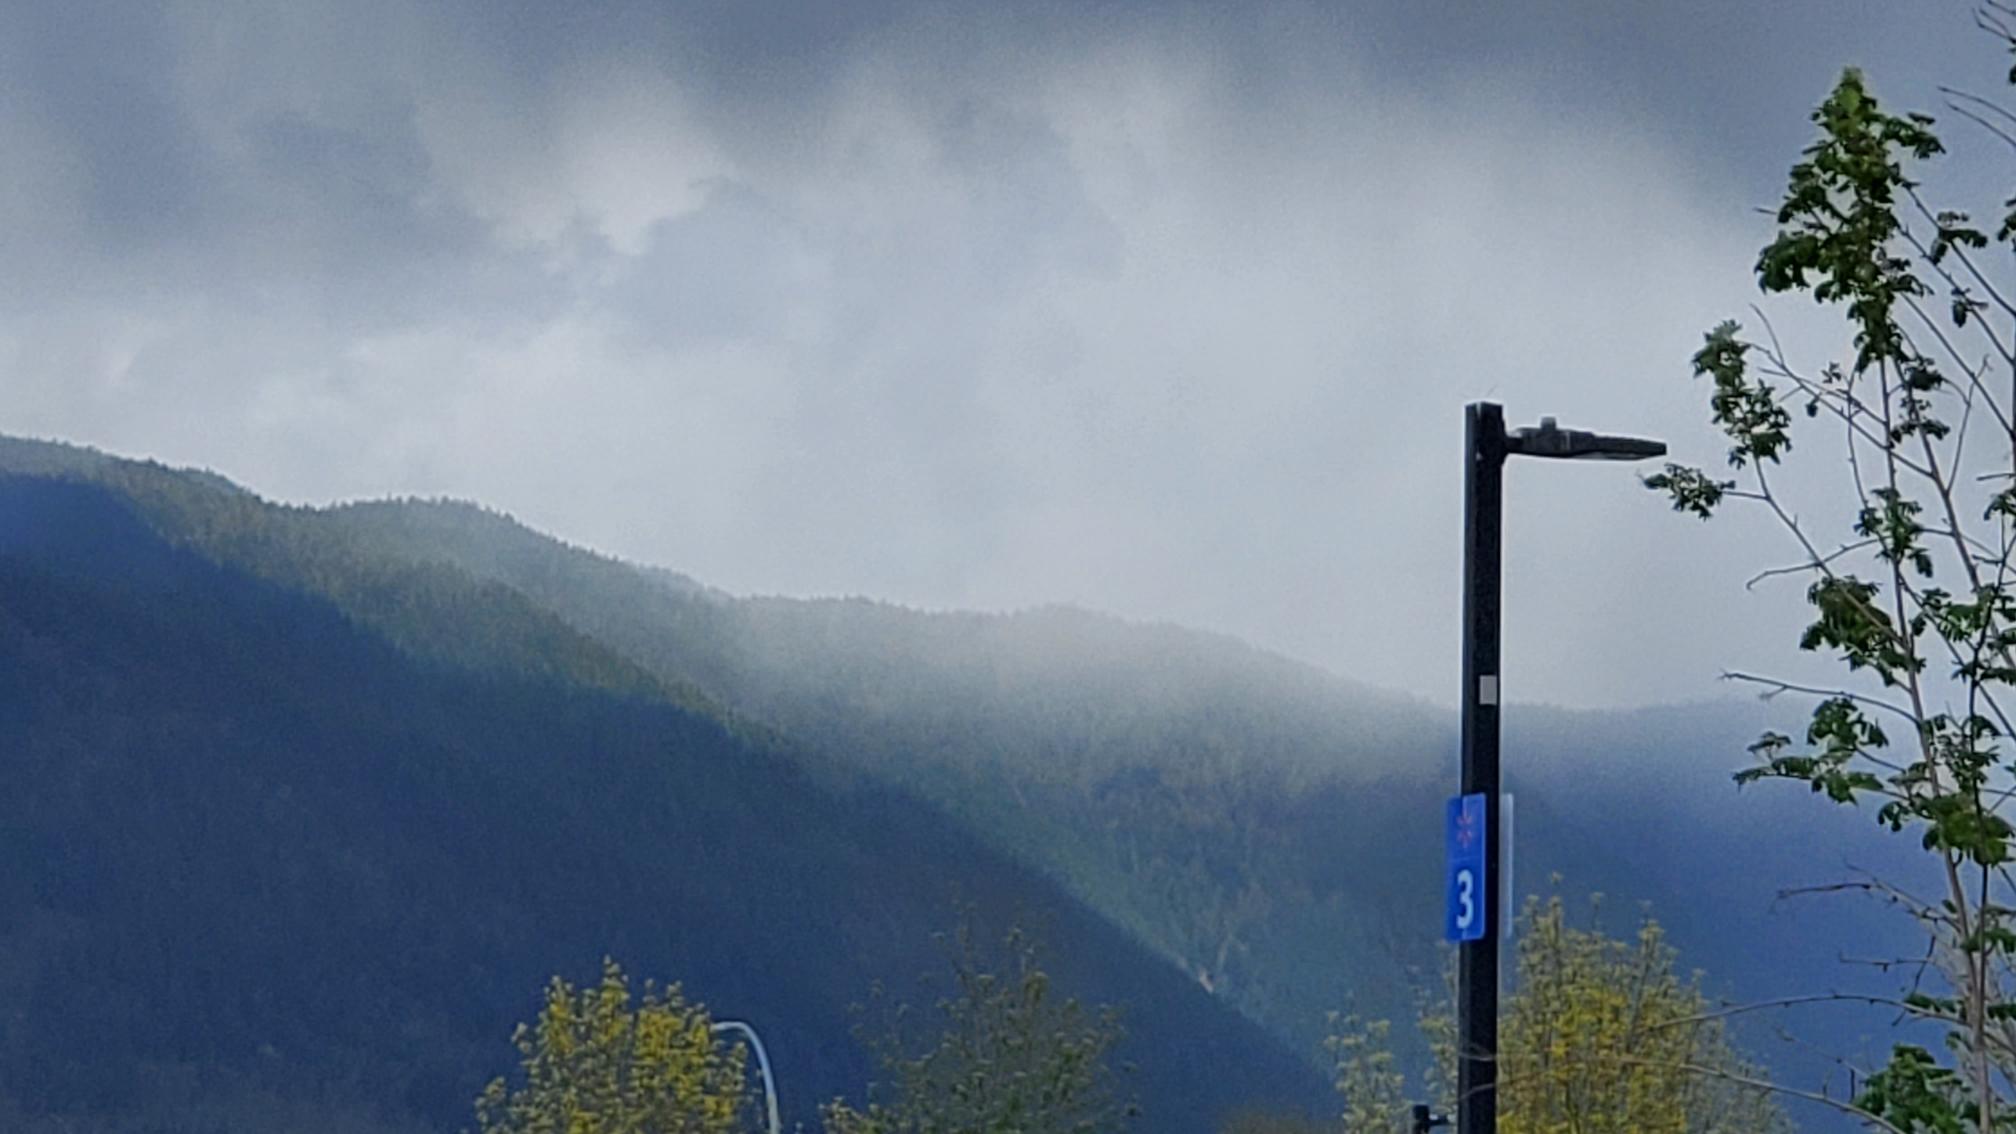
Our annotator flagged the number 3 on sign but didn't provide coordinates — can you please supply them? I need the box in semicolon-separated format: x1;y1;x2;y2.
1445;793;1487;943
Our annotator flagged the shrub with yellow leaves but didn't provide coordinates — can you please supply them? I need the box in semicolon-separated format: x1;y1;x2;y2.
1327;895;1792;1134
474;958;749;1134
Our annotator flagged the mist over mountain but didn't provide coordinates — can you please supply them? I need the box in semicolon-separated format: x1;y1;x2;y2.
0;436;1931;1130
0;461;1336;1132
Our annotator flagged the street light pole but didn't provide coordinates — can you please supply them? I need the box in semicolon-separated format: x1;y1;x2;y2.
1457;402;1506;1134
1454;402;1664;1134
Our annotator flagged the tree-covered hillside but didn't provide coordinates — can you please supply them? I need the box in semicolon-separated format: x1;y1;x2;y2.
0;436;1928;1127
319;491;1453;1038
314;479;1929;1085
0;471;1332;1132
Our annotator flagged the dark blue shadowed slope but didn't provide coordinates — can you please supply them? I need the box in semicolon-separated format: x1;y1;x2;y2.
0;474;1332;1132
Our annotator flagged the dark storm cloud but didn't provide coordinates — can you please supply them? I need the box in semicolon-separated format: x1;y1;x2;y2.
0;0;2003;707
0;1;569;335
3;3;210;249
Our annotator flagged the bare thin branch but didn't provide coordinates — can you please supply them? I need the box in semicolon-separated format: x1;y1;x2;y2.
1745;538;1878;589
1721;671;1919;724
1611;1058;1912;1134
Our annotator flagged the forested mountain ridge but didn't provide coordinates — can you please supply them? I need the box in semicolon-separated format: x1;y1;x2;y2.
0;436;1927;1129
0;436;1449;1041
314;486;1922;1078
0;468;1335;1133
0;436;705;712
222;468;1449;1042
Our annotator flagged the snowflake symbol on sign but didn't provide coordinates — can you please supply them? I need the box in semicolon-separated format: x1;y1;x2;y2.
1453;803;1479;850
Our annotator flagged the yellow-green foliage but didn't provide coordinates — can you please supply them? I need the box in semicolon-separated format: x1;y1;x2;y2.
1327;1015;1406;1133
1495;897;1786;1134
474;959;747;1134
1328;896;1791;1134
821;925;1134;1134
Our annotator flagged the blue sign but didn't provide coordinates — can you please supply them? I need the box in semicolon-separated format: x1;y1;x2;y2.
1445;793;1487;942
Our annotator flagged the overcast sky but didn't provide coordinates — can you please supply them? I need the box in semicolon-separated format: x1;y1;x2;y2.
4;1;2010;708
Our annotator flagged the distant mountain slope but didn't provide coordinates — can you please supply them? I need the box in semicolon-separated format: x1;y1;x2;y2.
0;440;1448;1046
316;495;1922;1064
0;436;694;709
318;480;1936;1128
0;437;1933;1130
0;472;1332;1133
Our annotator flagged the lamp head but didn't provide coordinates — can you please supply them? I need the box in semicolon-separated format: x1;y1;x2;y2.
1507;416;1666;461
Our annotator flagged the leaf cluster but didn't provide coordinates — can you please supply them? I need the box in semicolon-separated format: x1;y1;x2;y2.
822;925;1136;1134
474;959;748;1134
1326;897;1788;1134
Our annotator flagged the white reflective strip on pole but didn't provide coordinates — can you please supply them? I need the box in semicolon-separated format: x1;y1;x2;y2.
1501;792;1515;943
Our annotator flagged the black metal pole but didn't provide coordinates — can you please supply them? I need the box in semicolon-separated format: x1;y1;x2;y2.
1458;402;1505;1134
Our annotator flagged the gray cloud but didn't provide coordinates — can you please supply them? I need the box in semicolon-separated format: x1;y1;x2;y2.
1;0;2006;708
